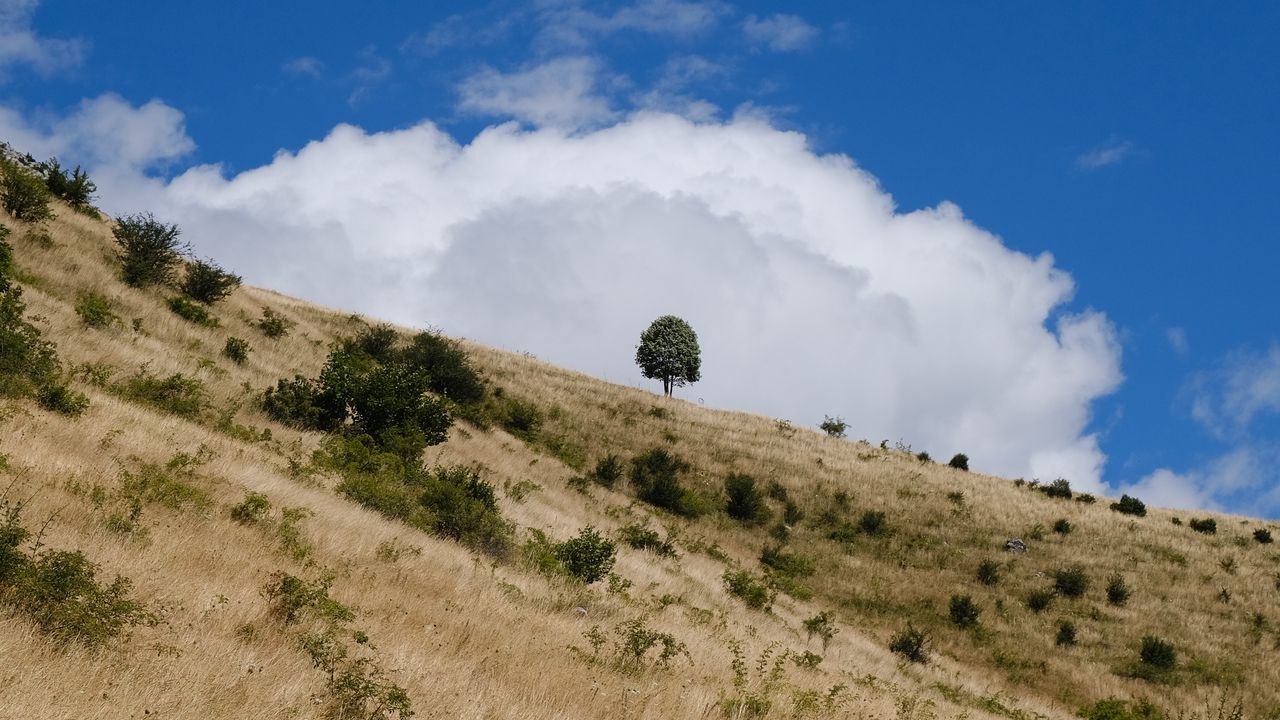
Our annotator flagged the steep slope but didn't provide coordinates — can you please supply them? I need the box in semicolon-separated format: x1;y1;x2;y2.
0;174;1274;720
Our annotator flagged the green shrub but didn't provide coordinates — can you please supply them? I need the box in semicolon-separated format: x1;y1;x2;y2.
416;465;511;558
760;546;815;579
120;455;213;511
1255;528;1274;544
819;415;847;438
0;160;52;222
231;492;271;524
181;258;241;304
1106;574;1130;606
948;453;969;471
114;367;207;419
1139;635;1176;670
722;569;774;611
857;510;887;536
0;226;12;291
0;279;59;399
497;396;542;440
630;447;707;517
1075;493;1097;504
802;611;839;651
587;454;623;488
1026;589;1054;612
113;212;186;287
783;499;804;525
948;594;981;628
1189;518;1217;535
1110;494;1147;517
43;159;96;210
167;296;218;326
262;375;327;429
1042;478;1073;499
554;526;616;584
617;523;677;557
1053;565;1090;598
223;336;250;365
1056;620;1077;647
1078;698;1164;720
262;572;354;626
256;308;290;338
75;291;117;328
1053;518;1072;535
399;330;485;404
724;473;769;524
889;624;929;663
37;383;89;416
915;450;932;463
976;559;1001;585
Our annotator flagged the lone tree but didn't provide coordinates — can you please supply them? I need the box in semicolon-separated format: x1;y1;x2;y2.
635;315;701;397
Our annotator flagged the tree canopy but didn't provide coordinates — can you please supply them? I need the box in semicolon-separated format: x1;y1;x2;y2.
635;315;701;397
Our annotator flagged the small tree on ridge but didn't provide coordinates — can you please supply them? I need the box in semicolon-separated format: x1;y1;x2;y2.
635;315;700;397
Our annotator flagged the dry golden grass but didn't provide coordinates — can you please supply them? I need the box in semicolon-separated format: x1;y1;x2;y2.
0;200;1275;720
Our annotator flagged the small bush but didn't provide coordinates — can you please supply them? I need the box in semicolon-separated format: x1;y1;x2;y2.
223;336;250;365
231;492;271;524
1055;620;1077;647
1189;518;1217;535
0;278;60;399
0;160;53;222
1139;635;1176;670
802;611;839;651
1053;518;1072;535
115;368;208;419
587;454;623;488
1110;494;1147;517
181;258;241;304
1042;478;1073;499
724;473;769;524
723;569;774;611
857;510;887;536
1053;565;1090;598
1078;699;1164;720
819;415;847;438
554;527;616;584
43;159;96;210
261;375;326;429
168;296;218;326
948;453;969;471
262;572;353;626
948;594;981;628
888;624;929;663
399;330;485;404
37;383;89;416
1075;493;1097;504
630;447;707;518
976;559;1001;585
113;212;187;288
75;292;117;328
1255;528;1274;544
1026;589;1054;612
416;465;511;558
497;397;542;440
616;524;677;557
256;308;290;338
1106;574;1130;606
915;451;932;463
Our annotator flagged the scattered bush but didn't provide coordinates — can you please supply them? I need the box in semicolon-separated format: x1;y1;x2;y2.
223;336;250;365
977;559;1001;585
1078;698;1164;720
819;415;847;438
113;212;187;287
1026;589;1054;613
1255;528;1274;544
75;291;117;328
1106;574;1130;606
616;523;677;557
586;454;623;488
496;396;541;440
114;367;207;419
580;618;690;673
948;453;969;471
630;447;707;518
262;572;353;626
553;526;616;584
0;159;52;222
262;375;326;429
1042;478;1073;499
888;624;929;663
0;272;60;399
948;594;981;628
414;464;510;557
1189;518;1217;535
802;611;839;651
723;569;774;611
1075;493;1097;504
167;296;218;326
1139;635;1176;671
857;510;887;536
181;258;241;304
1056;620;1077;647
37;382;89;416
915;451;932;463
256;308;290;338
399;330;485;404
1053;518;1073;535
231;492;271;524
1110;494;1147;517
1053;565;1090;598
725;473;769;524
43;159;96;210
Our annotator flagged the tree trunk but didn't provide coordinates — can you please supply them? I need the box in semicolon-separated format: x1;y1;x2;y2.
663;377;671;397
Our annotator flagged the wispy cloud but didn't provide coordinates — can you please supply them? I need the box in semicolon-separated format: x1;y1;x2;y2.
0;0;86;80
348;47;393;107
457;56;619;129
1190;344;1280;439
538;0;730;49
1166;326;1188;355
282;56;325;78
742;13;820;53
1074;138;1135;171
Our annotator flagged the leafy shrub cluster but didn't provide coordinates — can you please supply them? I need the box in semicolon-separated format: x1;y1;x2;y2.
976;559;1001;585
760;546;815;599
1255;528;1274;544
223;336;250;365
114;212;188;288
262;572;354;626
1056;620;1077;647
75;291;118;328
113;366;208;419
1052;565;1090;598
948;594;981;628
630;447;710;517
167;295;218;326
948;453;969;471
1078;698;1165;720
1139;635;1177;670
803;611;839;651
819;415;847;438
552;526;616;583
578;618;690;674
1;158;53;223
725;473;769;524
1106;574;1130;606
1189;518;1217;535
585;454;624;488
1041;478;1073;499
889;624;929;663
616;523;677;557
256;307;290;338
1110;494;1147;517
181;258;241;304
231;491;272;524
723;568;775;611
43;159;97;212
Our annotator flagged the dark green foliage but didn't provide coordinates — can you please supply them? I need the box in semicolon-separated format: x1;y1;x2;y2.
977;559;1001;585
497;396;542;440
414;465;509;557
1110;494;1147;517
1056;620;1077;647
167;296;218;326
262;572;354;625
1255;528;1274;544
819;415;847;438
181;258;241;304
231;492;272;524
1042;478;1073;499
857;510;887;536
223;336;250;365
114;367;208;419
635;315;701;396
113;212;187;287
0;226;11;292
1189;518;1217;535
616;524;677;557
1078;698;1164;720
1106;574;1130;606
1053;518;1073;535
43;159;96;210
587;454;623;488
915;450;931;463
75;291;117;328
722;569;774;611
948;594;981;628
629;447;707;517
256;308;290;338
760;546;815;579
948;453;969;471
802;611;839;651
1053;565;1090;598
553;526;617;583
1139;635;1176;670
783;499;804;526
1075;493;1097;504
0;280;59;399
1026;589;1054;612
262;376;327;429
37;382;89;416
0;159;53;222
724;473;769;524
889;624;929;663
400;330;485;404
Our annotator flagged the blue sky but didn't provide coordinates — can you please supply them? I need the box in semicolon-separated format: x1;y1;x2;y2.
4;1;1279;515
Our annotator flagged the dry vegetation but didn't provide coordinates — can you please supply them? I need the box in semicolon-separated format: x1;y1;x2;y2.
0;170;1276;720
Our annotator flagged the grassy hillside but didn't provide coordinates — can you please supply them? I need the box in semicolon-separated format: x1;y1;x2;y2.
0;158;1275;720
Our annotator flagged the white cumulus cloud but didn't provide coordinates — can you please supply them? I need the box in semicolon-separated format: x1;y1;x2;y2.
0;0;85;80
3;97;1125;490
458;57;620;129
